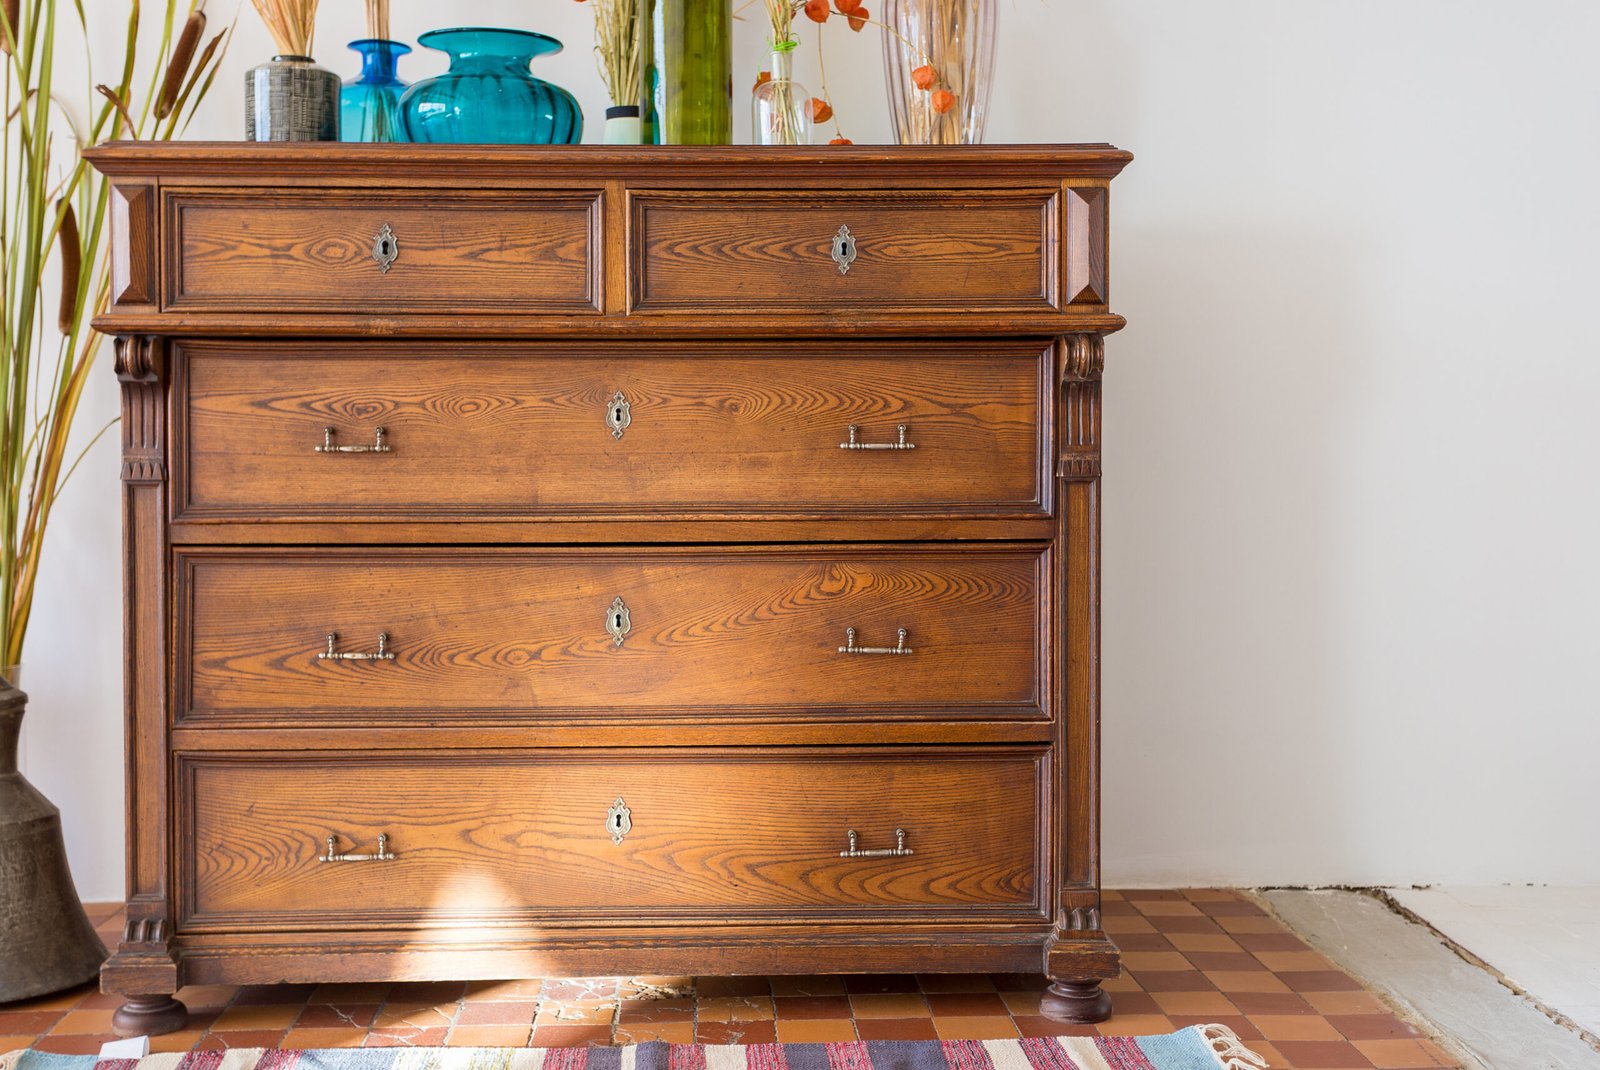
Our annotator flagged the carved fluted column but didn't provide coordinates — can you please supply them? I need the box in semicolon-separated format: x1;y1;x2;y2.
1042;333;1117;1023
105;335;187;1037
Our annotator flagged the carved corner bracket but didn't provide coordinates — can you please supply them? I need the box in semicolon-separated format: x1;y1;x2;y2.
1056;886;1104;935
115;336;166;485
120;914;170;951
101;898;180;996
1058;334;1104;482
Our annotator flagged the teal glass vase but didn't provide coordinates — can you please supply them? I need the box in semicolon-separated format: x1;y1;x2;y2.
340;39;411;143
401;27;583;145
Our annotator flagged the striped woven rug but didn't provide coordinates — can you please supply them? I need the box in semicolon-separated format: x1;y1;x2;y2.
3;1026;1267;1070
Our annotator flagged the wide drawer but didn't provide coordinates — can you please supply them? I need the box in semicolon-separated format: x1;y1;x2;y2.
174;342;1050;521
177;747;1048;930
164;189;600;314
630;189;1059;313
177;545;1049;724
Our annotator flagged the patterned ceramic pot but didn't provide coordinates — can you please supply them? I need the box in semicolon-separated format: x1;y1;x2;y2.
246;54;341;142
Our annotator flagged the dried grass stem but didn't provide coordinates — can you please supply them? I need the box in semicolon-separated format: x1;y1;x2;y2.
250;0;319;57
591;0;641;108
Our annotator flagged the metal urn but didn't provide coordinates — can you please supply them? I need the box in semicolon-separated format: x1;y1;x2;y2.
0;677;107;1001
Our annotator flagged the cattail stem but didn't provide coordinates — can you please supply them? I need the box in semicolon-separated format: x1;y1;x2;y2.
157;6;207;119
56;202;80;335
0;0;17;55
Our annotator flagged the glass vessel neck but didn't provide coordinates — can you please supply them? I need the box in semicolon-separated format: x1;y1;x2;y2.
350;39;410;82
421;27;560;73
769;46;796;81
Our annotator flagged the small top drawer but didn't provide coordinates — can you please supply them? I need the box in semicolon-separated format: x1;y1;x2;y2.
164;189;601;314
630;189;1059;314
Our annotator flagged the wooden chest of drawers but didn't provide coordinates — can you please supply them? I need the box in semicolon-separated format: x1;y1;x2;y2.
86;143;1131;1036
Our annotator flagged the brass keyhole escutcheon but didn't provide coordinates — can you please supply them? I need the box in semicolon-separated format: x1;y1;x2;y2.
373;223;399;273
606;596;632;648
606;391;632;440
607;797;632;845
831;224;857;275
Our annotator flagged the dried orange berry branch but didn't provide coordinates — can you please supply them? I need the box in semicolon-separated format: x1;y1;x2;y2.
755;0;955;143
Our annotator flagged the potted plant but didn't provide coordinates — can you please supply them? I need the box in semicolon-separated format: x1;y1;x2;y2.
0;0;228;1002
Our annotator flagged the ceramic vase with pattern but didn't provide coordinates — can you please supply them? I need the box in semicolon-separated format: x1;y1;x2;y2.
246;55;341;142
0;676;107;1001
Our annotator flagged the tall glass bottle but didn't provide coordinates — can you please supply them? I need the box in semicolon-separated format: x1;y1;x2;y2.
641;0;732;144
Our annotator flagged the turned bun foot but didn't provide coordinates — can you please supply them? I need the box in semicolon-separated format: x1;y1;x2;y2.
1039;979;1113;1023
112;995;188;1037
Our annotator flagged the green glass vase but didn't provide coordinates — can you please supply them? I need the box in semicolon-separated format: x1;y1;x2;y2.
642;0;732;145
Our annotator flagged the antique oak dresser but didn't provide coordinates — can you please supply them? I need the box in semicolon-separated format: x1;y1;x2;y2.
86;143;1131;1035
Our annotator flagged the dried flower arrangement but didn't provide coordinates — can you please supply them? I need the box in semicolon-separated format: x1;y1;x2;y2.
250;0;319;56
576;0;642;109
752;0;954;143
365;0;389;41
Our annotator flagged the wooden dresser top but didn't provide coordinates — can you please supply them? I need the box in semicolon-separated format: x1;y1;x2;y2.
85;142;1134;182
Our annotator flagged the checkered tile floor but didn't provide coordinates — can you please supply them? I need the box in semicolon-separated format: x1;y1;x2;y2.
0;891;1458;1068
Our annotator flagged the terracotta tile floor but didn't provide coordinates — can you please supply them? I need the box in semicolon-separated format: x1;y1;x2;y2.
0;891;1460;1069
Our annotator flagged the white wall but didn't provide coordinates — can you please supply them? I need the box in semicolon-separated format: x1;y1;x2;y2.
27;0;1600;902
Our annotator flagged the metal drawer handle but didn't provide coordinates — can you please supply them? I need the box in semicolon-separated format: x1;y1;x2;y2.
319;632;395;662
841;424;914;451
839;627;911;656
841;828;913;858
316;427;390;454
320;833;396;863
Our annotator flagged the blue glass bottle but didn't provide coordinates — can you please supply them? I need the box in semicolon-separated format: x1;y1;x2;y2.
340;39;411;143
400;27;583;145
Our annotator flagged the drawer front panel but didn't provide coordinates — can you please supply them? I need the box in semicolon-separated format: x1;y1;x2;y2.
165;190;600;313
176;343;1049;520
180;747;1047;929
178;546;1048;723
631;190;1059;313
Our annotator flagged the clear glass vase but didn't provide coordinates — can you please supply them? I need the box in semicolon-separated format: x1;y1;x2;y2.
879;0;996;144
752;47;812;146
340;39;411;143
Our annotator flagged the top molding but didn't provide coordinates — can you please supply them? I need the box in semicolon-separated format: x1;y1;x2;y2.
84;142;1135;183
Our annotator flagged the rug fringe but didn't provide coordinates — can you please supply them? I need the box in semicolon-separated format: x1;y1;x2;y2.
1197;1023;1270;1069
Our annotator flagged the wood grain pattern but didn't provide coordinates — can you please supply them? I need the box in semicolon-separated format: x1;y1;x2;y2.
178;747;1046;929
177;546;1048;722
631;190;1058;312
175;341;1049;521
166;189;600;313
